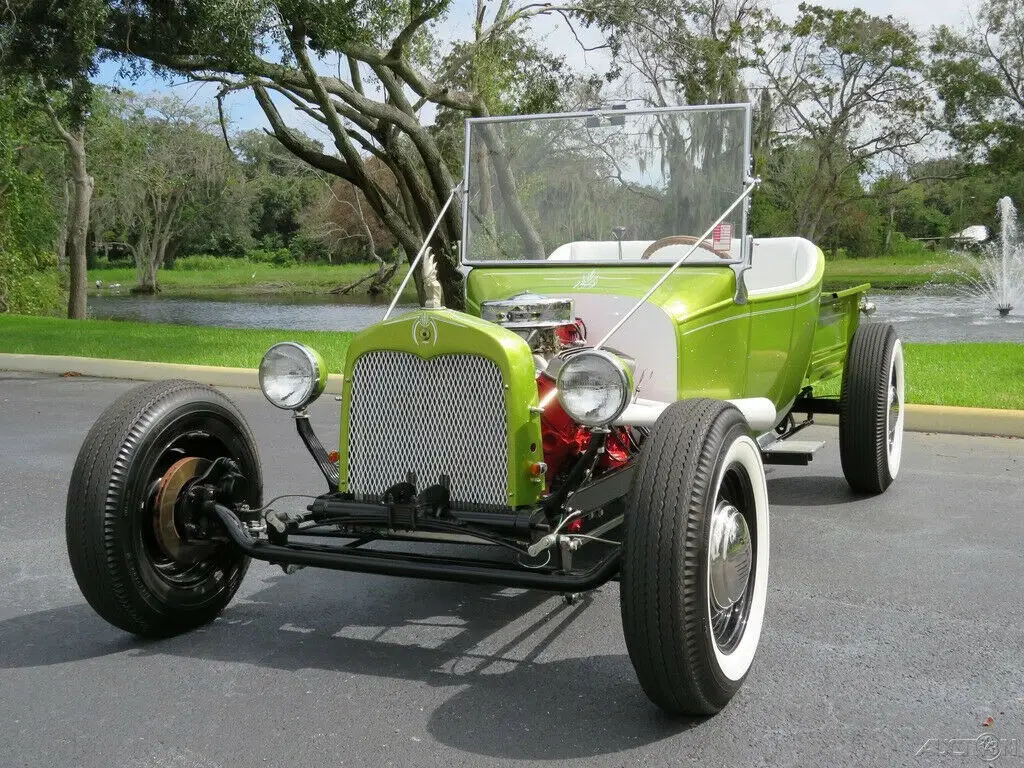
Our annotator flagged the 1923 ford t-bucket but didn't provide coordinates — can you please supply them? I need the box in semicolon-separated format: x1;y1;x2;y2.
66;104;904;716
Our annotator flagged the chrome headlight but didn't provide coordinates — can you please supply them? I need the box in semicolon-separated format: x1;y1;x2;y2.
555;349;633;427
259;342;327;410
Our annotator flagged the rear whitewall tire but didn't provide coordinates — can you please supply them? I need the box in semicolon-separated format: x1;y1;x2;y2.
885;339;905;479
839;323;905;494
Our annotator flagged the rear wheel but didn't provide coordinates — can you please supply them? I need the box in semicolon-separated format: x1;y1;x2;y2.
66;380;261;637
621;399;770;716
839;323;904;494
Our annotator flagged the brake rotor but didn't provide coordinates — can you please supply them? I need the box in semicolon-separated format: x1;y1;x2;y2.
153;456;214;564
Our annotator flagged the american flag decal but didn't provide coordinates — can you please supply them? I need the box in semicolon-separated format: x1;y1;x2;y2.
713;223;733;252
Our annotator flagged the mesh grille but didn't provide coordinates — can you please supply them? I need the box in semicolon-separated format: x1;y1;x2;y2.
347;351;510;508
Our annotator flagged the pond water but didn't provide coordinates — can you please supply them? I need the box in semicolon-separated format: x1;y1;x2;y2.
88;293;414;332
867;294;1023;343
88;292;1024;343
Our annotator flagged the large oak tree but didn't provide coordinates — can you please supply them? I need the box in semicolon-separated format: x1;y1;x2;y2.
754;4;931;242
79;0;587;307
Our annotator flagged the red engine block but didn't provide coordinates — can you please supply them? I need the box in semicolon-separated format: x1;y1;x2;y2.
536;373;630;490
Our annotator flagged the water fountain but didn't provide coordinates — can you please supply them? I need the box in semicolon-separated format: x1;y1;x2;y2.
968;196;1024;317
856;197;1024;343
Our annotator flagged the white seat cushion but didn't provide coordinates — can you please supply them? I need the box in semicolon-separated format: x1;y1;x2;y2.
744;237;820;295
548;239;741;263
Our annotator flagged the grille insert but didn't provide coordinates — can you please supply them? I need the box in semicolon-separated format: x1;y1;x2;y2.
347;351;510;508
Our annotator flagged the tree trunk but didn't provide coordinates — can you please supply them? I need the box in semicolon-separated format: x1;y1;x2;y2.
133;232;150;290
65;129;93;320
57;180;71;274
134;236;167;294
134;257;160;294
884;205;895;252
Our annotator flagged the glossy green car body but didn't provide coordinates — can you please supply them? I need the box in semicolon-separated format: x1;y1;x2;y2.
465;256;843;414
334;101;869;512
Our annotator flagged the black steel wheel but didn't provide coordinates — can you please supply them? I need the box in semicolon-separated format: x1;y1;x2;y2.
66;379;261;637
621;399;770;716
839;323;905;494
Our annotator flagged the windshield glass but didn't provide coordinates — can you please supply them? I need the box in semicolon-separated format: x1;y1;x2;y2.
462;105;751;264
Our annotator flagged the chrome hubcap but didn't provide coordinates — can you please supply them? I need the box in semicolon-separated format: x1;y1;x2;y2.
709;501;753;611
888;383;900;450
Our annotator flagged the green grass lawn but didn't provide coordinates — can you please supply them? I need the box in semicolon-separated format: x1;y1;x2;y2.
821;250;977;291
89;261;416;300
904;343;1024;410
0;315;354;370
811;342;1024;410
2;315;1021;409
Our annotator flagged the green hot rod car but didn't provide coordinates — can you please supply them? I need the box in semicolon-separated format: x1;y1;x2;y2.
66;104;905;716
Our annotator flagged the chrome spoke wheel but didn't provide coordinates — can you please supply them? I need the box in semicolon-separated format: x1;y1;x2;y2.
707;464;757;655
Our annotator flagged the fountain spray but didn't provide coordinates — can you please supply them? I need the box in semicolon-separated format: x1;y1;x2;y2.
997;196;1015;316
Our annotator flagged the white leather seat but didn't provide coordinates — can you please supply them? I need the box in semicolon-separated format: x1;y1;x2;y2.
538;236;820;401
547;236;819;295
548;240;738;263
744;237;820;295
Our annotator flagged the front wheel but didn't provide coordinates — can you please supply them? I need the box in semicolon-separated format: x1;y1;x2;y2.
621;399;770;716
66;380;261;638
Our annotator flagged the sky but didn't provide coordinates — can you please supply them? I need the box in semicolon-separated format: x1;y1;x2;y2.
95;0;977;142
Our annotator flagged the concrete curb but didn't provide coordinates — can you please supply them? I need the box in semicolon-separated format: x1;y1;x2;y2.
2;353;1022;438
813;406;1024;439
0;353;345;394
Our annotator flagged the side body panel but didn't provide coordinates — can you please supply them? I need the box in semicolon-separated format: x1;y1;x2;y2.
338;309;545;508
744;248;825;407
805;284;870;387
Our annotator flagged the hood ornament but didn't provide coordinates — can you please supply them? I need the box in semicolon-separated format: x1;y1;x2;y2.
422;248;444;309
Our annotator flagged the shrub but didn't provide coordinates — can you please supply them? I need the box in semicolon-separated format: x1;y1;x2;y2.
0;250;64;316
884;232;931;258
203;231;250;258
288;231;321;262
173;254;245;271
246;247;296;266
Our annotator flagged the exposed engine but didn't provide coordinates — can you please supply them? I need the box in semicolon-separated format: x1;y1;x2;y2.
482;293;635;489
480;293;582;366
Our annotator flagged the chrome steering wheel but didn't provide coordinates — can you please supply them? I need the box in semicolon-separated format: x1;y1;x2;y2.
640;235;732;261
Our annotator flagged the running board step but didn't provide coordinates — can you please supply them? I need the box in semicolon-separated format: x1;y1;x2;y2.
760;440;826;466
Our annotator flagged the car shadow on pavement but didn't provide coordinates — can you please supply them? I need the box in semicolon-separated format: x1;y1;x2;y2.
0;603;141;667
0;574;698;759
765;474;864;507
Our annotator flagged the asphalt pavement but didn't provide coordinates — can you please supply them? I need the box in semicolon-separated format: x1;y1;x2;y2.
1;371;1022;768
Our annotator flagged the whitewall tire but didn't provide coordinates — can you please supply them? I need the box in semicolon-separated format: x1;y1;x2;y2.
839;323;905;494
621;399;770;716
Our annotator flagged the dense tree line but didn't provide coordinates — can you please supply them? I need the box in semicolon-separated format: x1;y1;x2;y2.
2;0;1023;313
